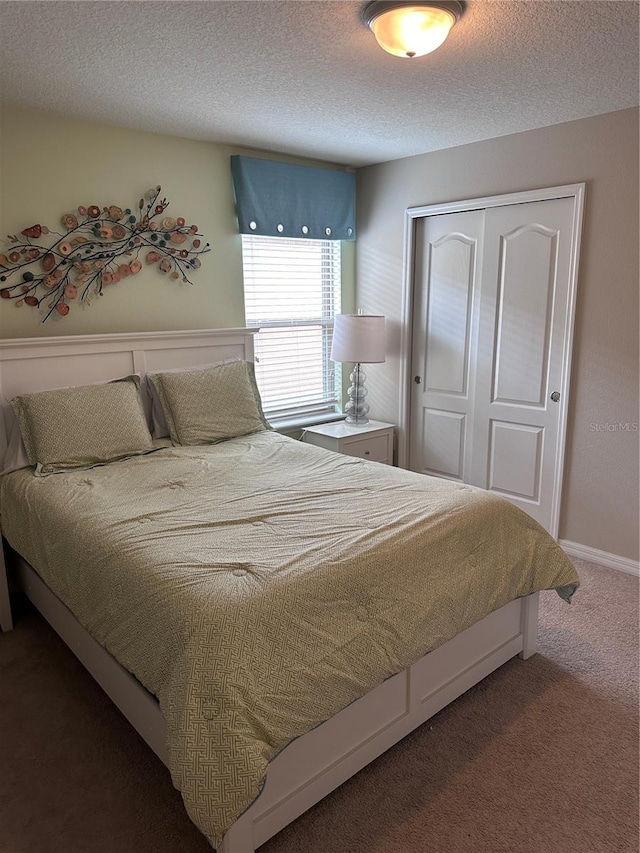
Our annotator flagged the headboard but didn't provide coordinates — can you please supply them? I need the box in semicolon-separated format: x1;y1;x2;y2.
0;327;258;462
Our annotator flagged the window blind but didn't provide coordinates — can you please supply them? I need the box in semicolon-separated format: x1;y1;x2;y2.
241;235;342;421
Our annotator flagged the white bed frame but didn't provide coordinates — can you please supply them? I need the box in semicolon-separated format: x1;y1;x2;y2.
0;329;539;853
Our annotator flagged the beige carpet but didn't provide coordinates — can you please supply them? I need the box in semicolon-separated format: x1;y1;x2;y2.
0;558;637;853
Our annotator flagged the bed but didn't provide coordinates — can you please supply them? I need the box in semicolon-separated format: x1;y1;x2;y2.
0;328;579;853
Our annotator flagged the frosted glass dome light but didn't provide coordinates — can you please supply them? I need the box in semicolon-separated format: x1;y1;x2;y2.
362;1;465;59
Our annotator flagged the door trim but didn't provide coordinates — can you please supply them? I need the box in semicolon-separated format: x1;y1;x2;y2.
398;183;586;538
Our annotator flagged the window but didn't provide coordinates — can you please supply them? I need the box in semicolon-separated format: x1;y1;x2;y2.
241;235;342;423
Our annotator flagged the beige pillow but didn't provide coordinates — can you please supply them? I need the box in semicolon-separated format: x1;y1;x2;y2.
149;360;270;446
145;357;241;439
11;375;156;476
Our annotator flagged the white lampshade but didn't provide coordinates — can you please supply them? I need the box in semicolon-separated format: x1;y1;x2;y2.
331;314;386;363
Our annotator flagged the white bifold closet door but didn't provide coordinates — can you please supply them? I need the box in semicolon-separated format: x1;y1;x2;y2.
409;196;578;535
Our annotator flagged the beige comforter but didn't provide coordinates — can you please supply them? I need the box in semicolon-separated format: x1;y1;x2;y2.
0;431;578;846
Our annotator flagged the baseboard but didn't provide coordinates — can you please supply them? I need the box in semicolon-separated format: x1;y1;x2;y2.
559;540;640;577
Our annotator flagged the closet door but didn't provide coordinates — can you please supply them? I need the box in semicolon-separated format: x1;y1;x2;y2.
467;197;576;530
409;193;580;535
409;210;484;482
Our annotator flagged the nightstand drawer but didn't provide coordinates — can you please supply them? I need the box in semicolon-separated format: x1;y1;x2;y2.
301;420;395;466
342;434;389;462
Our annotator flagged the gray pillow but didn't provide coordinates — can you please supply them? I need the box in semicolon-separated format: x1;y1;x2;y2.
149;360;270;446
11;375;156;476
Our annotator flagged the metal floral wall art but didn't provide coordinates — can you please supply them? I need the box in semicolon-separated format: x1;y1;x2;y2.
0;186;210;321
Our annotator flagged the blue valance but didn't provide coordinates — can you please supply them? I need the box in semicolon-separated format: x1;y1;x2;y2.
230;155;356;241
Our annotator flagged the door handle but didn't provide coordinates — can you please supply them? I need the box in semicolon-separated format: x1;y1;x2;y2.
550;391;560;402
414;376;422;384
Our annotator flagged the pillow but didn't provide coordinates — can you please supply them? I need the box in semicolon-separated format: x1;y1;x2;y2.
149;360;270;446
10;375;156;476
1;401;31;475
145;357;241;439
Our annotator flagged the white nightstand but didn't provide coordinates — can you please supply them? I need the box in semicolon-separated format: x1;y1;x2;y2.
302;420;395;465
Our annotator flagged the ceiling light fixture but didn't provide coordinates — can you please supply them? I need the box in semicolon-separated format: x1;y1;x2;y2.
361;1;465;59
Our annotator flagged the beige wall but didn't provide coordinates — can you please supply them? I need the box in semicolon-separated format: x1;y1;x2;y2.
356;108;639;561
0;106;244;336
0;106;355;339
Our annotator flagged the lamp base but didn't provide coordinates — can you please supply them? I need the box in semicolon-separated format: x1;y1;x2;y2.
344;364;371;425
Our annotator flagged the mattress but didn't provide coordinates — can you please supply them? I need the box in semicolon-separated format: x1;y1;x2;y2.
0;430;579;846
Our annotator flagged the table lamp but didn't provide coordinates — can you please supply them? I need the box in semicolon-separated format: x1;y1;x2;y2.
331;313;386;425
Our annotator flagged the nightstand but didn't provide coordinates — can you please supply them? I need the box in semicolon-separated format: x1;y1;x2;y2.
301;420;395;465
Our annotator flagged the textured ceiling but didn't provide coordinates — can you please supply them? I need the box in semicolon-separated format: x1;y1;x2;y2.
0;1;638;167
